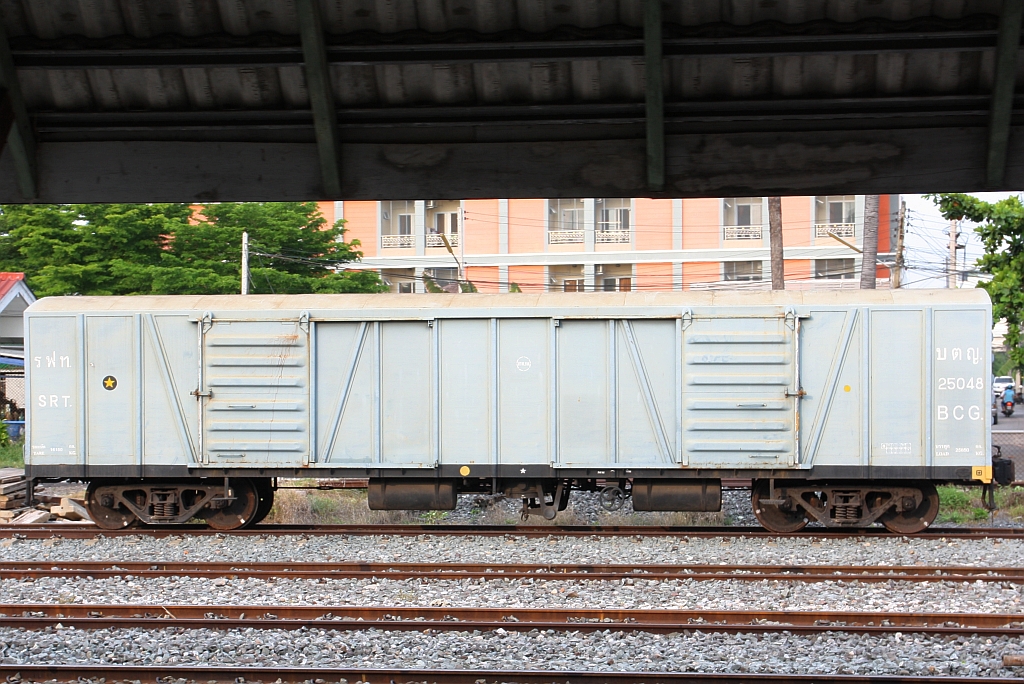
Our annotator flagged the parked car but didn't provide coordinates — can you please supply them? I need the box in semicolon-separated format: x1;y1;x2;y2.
994;376;1015;395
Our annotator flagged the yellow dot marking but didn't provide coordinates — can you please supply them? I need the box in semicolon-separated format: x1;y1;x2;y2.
843;385;851;392
459;466;470;476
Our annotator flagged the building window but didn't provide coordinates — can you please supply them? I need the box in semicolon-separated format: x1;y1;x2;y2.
815;196;856;238
548;199;585;244
563;279;585;292
381;201;415;248
723;198;763;240
596;198;631;243
398;282;414;293
603;277;632;291
723;261;763;281
425;267;460;293
426;201;460;247
814;258;855;279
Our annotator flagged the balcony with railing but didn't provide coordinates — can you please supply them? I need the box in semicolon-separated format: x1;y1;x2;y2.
548;230;585;244
381;234;414;248
596;229;630;244
815;223;856;238
723;225;763;240
426;233;458;248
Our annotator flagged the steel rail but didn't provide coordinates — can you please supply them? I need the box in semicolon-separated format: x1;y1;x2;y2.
1;523;1020;539
0;604;1021;637
0;665;1012;684
1;561;1021;583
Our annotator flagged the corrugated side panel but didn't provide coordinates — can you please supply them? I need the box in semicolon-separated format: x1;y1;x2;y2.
683;315;796;468
203;320;308;465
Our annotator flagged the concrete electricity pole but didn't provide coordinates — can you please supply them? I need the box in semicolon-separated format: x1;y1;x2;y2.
768;197;784;290
241;231;250;295
892;200;906;288
860;195;879;289
948;220;959;289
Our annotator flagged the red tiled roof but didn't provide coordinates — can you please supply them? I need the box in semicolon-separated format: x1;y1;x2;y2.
0;273;26;300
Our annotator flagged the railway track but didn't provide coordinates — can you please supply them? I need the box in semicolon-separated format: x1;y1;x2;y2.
0;666;1013;684
1;560;1022;583
1;603;1022;637
0;523;1021;539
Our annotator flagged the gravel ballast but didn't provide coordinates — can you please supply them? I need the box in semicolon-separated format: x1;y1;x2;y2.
1;532;1022;567
0;575;1021;613
0;625;1019;678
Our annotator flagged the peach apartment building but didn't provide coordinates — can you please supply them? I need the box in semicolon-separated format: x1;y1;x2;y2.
315;196;898;293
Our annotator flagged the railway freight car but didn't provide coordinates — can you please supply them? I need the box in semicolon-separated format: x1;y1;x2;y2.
22;290;1006;532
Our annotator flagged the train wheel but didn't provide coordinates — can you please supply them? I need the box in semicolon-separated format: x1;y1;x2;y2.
246;479;275;527
204;478;258;531
85;483;138;530
751;480;809;533
878;482;939;534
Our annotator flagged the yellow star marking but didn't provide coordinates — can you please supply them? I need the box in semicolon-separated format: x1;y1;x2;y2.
103;376;116;389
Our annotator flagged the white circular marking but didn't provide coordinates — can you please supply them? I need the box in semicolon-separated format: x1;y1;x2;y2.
516;356;532;372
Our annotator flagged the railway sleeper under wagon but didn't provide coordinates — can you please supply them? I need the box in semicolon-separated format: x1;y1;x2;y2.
23;291;1010;534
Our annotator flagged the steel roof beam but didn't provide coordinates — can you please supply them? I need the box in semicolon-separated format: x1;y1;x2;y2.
0;19;36;199
295;0;342;198
8;30;1003;69
987;0;1024;188
0;89;14;154
645;0;664;192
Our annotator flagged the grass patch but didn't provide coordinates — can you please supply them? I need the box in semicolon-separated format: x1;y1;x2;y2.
0;442;23;468
937;485;993;524
264;488;418;525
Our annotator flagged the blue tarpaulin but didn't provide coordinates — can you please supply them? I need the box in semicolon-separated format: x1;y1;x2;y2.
0;356;24;367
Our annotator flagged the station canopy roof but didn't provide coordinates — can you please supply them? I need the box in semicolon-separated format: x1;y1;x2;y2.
0;0;1021;202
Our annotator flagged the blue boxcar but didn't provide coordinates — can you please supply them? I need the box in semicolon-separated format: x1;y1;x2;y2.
23;290;1001;532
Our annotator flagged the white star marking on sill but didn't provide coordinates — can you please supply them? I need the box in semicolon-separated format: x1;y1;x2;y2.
520;468;527;474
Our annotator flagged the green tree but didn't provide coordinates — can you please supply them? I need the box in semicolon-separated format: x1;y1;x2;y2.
0;203;189;296
0;202;384;295
930;193;1024;371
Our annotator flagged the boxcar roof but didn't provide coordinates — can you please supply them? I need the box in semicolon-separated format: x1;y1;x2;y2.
27;290;989;315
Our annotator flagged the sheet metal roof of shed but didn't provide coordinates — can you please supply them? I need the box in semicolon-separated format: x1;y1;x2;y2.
1;1;1009;143
0;0;1019;201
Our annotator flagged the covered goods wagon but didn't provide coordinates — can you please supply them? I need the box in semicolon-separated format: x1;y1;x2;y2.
22;290;1002;532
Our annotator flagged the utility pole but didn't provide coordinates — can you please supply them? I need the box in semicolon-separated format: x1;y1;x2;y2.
768;197;784;290
241;231;249;295
860;195;879;289
459;206;465;284
892;200;906;288
948;219;959;289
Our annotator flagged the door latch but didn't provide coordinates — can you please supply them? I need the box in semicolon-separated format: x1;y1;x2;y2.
191;388;212;399
785;388;806;399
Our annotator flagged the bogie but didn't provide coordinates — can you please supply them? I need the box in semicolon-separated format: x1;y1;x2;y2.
751;480;940;533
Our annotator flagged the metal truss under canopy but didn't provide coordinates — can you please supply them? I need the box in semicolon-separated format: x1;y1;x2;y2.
0;0;1022;202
